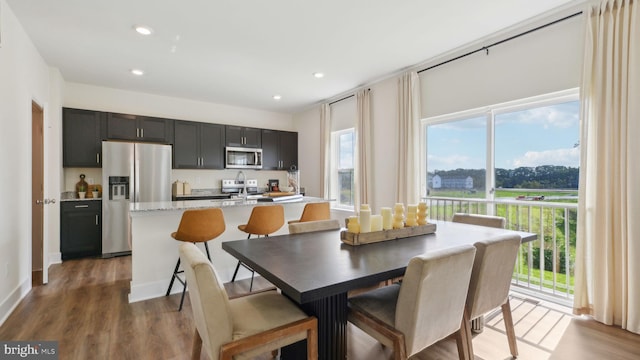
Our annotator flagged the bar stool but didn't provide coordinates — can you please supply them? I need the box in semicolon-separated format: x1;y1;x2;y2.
288;202;330;224
231;205;284;290
166;208;226;311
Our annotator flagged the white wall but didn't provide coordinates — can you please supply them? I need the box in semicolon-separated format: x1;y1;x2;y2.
0;0;62;324
294;9;584;214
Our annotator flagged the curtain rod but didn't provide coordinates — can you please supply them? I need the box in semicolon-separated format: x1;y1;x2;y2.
329;88;371;106
417;11;583;74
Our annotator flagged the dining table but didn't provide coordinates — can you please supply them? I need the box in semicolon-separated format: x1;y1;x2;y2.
222;219;537;360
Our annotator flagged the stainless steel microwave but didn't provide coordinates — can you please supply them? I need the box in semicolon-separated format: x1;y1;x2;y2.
225;147;263;169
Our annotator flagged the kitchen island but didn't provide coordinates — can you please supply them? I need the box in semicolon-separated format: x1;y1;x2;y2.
128;196;331;303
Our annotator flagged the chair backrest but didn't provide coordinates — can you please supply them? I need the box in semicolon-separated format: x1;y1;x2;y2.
288;219;341;234
395;245;476;357
466;234;521;319
298;202;330;222
180;243;233;360
452;213;506;229
173;208;226;242
243;205;285;235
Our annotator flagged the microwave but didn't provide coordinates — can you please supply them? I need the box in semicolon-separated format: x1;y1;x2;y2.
225;147;263;169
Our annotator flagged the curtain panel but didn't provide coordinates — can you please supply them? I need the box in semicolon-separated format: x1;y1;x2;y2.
574;0;640;334
396;72;421;205
320;103;331;198
355;90;372;208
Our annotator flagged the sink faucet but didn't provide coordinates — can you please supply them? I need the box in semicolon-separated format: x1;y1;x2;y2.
236;171;247;198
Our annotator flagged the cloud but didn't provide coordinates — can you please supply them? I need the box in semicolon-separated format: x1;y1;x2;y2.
497;102;579;129
512;147;579;167
428;154;482;170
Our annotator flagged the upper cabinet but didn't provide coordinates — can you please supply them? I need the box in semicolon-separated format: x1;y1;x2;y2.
107;113;173;144
63;108;105;168
225;126;261;148
173;121;225;169
261;130;298;170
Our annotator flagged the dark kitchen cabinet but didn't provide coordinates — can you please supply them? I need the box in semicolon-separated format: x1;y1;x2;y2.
60;200;102;260
107;113;173;144
225;126;261;148
173;121;225;169
63;108;105;167
261;130;298;170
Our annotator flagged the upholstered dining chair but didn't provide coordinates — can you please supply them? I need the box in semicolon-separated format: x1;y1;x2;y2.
288;219;341;234
348;245;477;360
461;234;522;359
288;202;330;224
179;242;318;360
166;208;226;311
232;205;285;291
452;213;506;229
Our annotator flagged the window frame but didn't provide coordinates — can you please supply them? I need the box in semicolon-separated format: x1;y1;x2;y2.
331;127;356;211
420;88;580;203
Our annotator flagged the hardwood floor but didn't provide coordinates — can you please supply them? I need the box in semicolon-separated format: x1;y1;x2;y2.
1;257;639;359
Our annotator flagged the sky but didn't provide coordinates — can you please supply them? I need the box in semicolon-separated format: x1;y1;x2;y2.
426;100;580;171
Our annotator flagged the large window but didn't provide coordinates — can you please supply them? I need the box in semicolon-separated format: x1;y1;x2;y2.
331;128;355;209
423;89;580;202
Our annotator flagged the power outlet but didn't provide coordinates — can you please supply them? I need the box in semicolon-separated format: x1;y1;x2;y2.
87;178;95;184
195;177;201;185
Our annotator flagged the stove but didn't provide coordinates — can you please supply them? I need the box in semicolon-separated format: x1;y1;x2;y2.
221;179;259;194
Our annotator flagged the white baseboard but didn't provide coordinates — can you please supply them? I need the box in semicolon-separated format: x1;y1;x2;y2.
48;252;62;265
128;279;180;303
0;278;30;327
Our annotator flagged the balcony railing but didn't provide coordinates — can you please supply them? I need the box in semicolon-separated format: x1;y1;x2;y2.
425;196;577;304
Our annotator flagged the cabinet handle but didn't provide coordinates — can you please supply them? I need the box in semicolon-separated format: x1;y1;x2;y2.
201;157;204;167
96;215;99;225
97;153;100;164
136;128;139;137
141;128;144;138
75;205;89;208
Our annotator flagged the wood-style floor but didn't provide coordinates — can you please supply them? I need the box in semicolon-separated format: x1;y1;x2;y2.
1;257;639;359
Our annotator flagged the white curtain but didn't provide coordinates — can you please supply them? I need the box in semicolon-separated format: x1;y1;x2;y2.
355;90;371;208
396;72;421;205
574;0;640;334
319;103;331;198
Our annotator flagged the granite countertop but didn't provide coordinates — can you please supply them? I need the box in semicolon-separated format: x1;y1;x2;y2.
60;197;102;202
130;196;327;213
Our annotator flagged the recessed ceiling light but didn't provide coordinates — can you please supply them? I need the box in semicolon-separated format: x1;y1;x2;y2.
273;95;282;100
313;72;325;78
131;69;144;76
134;26;153;35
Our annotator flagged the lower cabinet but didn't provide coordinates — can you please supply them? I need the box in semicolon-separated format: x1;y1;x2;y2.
60;201;102;260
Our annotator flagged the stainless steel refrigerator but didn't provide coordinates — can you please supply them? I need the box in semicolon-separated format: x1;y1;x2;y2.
101;141;172;257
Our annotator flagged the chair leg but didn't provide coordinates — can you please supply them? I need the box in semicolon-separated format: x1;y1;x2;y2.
179;280;188;311
203;242;212;261
502;300;518;357
231;261;242;282
191;329;202;360
166;258;181;296
458;309;473;360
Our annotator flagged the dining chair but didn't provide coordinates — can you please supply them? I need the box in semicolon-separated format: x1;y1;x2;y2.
452;213;506;229
232;205;285;291
288;202;330;224
461;234;522;359
166;208;226;311
348;245;477;360
179;242;318;360
288;219;341;234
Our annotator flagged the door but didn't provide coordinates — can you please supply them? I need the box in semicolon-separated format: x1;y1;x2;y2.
31;102;44;286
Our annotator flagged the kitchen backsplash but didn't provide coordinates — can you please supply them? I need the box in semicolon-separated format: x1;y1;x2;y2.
63;168;291;193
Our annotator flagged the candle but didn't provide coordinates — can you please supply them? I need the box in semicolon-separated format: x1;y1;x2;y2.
370;215;383;232
359;209;371;233
347;217;360;233
361;204;370;211
381;207;393;230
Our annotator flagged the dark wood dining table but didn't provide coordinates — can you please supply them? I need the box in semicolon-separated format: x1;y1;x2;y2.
222;220;537;360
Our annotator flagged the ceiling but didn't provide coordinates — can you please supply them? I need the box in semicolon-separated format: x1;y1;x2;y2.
7;0;581;114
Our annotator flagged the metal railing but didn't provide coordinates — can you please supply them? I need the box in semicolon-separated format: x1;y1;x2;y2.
426;196;577;304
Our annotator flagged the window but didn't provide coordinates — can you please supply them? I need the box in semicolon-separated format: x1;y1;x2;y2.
331;128;355;209
422;89;580;202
